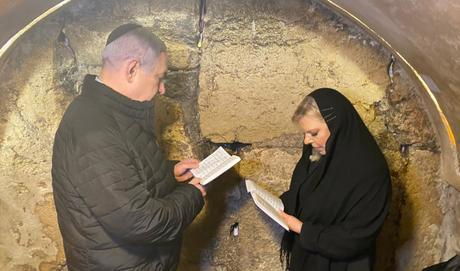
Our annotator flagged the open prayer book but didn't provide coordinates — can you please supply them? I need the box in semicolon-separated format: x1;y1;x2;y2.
191;147;241;185
245;179;289;231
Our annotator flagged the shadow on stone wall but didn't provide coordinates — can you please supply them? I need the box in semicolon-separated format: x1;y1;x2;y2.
376;170;413;270
179;167;248;270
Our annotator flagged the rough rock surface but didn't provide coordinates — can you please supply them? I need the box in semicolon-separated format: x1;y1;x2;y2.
199;0;387;143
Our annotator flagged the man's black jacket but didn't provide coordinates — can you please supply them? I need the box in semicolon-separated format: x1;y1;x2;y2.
52;75;204;271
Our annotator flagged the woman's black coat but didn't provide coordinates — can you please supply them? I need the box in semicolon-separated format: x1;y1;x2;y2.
280;88;391;271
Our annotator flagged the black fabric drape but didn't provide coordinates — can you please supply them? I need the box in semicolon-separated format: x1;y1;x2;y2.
280;88;391;271
422;255;460;271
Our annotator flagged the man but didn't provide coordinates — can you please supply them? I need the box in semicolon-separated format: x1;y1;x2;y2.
52;23;205;271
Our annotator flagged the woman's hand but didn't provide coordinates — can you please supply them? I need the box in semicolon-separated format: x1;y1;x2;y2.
279;210;303;234
174;159;200;182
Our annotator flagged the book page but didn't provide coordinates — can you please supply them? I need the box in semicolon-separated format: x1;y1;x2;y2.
246;179;289;231
252;193;289;231
191;147;241;185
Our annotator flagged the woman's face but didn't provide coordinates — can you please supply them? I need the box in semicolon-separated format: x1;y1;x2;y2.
298;114;331;155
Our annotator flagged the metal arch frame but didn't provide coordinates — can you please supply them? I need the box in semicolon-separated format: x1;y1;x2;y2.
0;0;72;59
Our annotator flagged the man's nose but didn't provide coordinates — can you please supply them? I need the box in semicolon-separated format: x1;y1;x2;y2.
158;82;165;95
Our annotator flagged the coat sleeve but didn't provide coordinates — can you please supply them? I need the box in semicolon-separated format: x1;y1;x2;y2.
70;127;204;245
297;175;390;260
280;191;290;206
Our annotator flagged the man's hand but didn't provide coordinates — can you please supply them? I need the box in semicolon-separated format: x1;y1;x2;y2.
174;159;200;182
189;177;206;197
279;210;303;234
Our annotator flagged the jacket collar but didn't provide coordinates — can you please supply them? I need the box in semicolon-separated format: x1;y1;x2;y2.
81;74;154;119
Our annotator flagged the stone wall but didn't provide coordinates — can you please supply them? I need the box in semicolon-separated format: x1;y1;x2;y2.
0;0;458;270
0;20;69;271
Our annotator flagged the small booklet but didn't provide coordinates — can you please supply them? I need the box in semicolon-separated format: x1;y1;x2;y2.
191;147;241;185
245;179;289;231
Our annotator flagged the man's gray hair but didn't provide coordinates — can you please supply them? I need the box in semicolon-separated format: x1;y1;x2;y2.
101;27;167;71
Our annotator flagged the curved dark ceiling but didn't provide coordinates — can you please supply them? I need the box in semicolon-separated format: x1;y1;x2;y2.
0;0;459;189
0;0;63;46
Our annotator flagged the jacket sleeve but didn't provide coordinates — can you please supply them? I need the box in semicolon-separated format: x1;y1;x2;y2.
279;191;290;206
70;127;204;245
297;176;390;260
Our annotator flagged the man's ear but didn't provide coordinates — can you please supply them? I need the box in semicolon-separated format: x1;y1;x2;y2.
126;59;139;83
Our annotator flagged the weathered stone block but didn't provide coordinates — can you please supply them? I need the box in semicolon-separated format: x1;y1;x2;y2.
199;1;388;143
154;95;195;161
167;41;200;71
165;70;199;101
396;150;443;271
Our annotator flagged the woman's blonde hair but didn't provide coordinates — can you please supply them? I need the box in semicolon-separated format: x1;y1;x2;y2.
292;95;323;122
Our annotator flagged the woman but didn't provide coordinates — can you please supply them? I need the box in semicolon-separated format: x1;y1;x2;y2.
279;88;391;271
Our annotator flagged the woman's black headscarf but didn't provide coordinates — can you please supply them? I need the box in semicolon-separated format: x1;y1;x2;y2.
280;88;391;270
